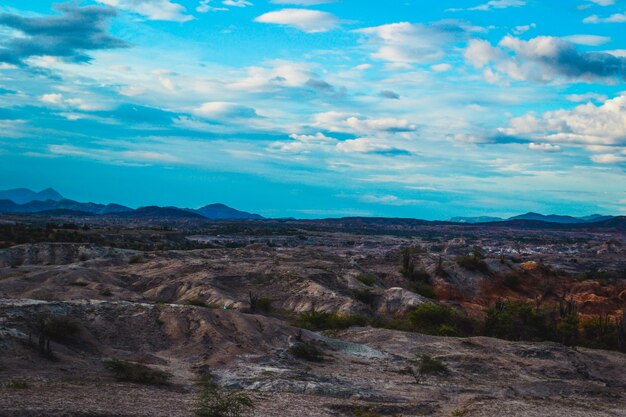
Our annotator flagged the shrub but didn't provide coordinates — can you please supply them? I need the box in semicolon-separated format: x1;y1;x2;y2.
103;359;171;385
352;406;382;417
194;374;254;417
128;254;144;264
484;300;554;342
407;304;476;336
292;309;367;331
32;313;81;355
248;292;272;313
408;281;436;299
355;273;376;287
288;340;324;362
456;255;489;274
417;354;448;376
352;289;376;306
256;297;273;313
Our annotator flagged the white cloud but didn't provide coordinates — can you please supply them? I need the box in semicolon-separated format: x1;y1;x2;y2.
566;92;607;103
587;0;615;5
313;111;417;134
465;39;502;68
255;9;339;33
271;0;336;4
469;0;526;11
528;142;561;152
512;23;535;35
584;13;626;24
591;153;626;164
448;0;526;12
196;0;227;12
96;0;192;22
49;144;180;163
228;60;323;92
222;0;253;7
431;63;452;72
194;102;258;119
465;35;626;83
336;138;396;154
354;22;467;64
500;94;626;148
562;34;610;46
39;93;63;105
38;93;110;111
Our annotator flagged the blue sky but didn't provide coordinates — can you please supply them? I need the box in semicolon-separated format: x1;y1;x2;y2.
0;0;625;219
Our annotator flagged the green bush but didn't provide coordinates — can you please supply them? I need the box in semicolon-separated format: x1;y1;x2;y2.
292;309;367;331
408;281;436;299
484;301;554;341
407;304;476;336
456;255;489;274
128;254;144;264
103;359;171;385
417;354;448;376
355;273;376;287
194;375;254;417
256;297;273;313
288;341;325;362
352;289;376;306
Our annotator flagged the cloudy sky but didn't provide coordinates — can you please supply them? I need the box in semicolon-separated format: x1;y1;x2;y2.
0;0;625;218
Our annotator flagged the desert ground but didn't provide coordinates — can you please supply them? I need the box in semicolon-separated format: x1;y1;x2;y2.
0;215;624;416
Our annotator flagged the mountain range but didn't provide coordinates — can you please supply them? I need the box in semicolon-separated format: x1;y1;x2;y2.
448;212;615;224
0;188;263;220
0;188;619;225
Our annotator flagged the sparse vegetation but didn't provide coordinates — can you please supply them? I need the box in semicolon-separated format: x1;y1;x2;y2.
128;254;144;264
351;406;382;417
5;379;29;389
288;340;325;362
31;313;81;355
103;359;171;385
417;354;448;376
355;273;376;287
194;370;254;417
352;288;376;306
292;309;367;331
407;304;476;336
248;291;272;313
407;280;436;299
456;250;490;274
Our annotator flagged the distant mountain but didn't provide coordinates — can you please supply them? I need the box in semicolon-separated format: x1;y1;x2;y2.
0;188;63;204
509;212;614;224
114;206;205;219
448;216;503;224
579;214;614;223
193;203;263;220
0;199;132;215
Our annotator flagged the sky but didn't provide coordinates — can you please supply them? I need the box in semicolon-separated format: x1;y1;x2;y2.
0;0;625;219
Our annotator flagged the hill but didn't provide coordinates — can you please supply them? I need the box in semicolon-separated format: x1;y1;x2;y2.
193;203;263;220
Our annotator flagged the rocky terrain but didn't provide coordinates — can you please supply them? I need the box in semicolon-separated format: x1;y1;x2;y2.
0;216;624;416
